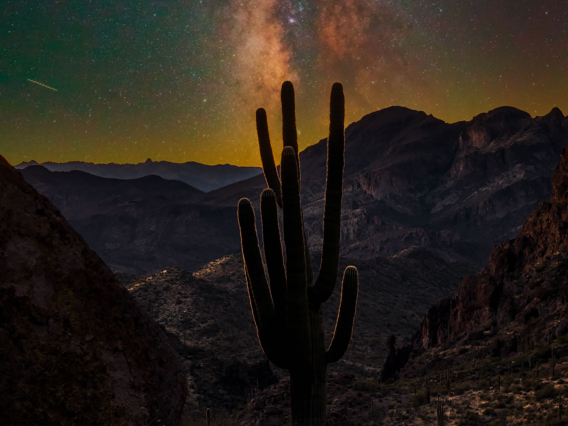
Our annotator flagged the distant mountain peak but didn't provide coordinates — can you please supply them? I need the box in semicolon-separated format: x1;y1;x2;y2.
145;158;153;164
461;106;532;149
545;106;564;122
14;160;39;168
473;106;532;122
361;106;433;124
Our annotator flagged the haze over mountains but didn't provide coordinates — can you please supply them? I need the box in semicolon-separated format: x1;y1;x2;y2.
16;158;262;192
19;104;568;276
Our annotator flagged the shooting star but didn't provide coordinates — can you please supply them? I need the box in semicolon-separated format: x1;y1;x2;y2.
28;79;57;91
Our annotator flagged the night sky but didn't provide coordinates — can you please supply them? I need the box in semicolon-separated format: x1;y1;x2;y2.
1;0;567;166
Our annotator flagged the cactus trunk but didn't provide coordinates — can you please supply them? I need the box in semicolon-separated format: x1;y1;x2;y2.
288;307;327;425
237;81;358;425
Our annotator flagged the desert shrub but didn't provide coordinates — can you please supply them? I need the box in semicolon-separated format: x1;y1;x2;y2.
457;410;485;425
502;376;513;392
353;378;381;392
431;384;448;396
412;389;429;408
532;345;553;362
453;381;472;395
535;384;557;401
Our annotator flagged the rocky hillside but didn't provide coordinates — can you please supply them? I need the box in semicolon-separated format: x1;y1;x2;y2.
209;106;568;265
121;247;474;418
0;156;187;425
409;144;568;359
16;158;262;192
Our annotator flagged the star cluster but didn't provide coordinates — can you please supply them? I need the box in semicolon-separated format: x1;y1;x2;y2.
1;0;567;166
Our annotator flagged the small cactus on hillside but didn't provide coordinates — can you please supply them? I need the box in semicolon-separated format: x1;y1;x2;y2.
237;81;359;425
437;401;444;426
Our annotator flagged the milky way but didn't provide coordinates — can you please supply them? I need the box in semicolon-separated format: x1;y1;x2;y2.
1;0;567;166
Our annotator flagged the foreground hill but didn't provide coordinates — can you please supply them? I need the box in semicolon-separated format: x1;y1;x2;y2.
21;106;568;275
16;158;262;192
122;247;474;417
0;156;187;425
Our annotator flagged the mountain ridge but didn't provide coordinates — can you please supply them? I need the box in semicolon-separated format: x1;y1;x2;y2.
15;158;262;193
17;104;568;275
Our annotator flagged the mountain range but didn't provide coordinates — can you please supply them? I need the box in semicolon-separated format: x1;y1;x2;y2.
15;158;262;192
18;105;568;275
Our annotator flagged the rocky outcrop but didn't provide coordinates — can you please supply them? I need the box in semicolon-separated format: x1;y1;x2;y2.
0;156;187;425
459;106;532;149
396;141;568;375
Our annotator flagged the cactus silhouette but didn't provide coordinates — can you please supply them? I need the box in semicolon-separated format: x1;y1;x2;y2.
237;81;359;425
437;401;444;426
206;407;211;426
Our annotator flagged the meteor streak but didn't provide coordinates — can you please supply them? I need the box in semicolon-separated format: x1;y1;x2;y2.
28;79;57;91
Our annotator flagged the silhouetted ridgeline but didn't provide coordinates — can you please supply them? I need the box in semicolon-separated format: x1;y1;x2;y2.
16;158;262;192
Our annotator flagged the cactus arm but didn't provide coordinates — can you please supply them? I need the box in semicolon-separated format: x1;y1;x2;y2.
280;81;314;287
325;266;358;364
245;268;288;369
281;81;299;156
311;82;345;304
256;108;282;207
260;189;287;321
281;147;312;366
237;198;275;328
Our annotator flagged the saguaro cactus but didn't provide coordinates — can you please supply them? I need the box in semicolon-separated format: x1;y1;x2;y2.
437;401;444;426
237;81;359;425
